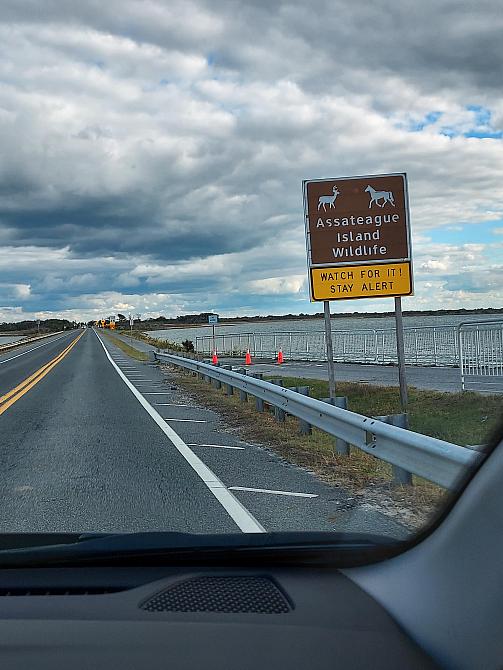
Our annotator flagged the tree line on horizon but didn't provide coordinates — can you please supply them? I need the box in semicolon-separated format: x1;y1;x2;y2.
0;318;77;333
122;307;503;326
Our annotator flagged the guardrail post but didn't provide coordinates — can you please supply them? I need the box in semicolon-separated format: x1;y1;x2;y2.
251;373;264;411
296;386;312;435
322;397;350;455
375;413;413;485
209;360;221;389
236;368;248;403
221;365;234;395
270;379;285;422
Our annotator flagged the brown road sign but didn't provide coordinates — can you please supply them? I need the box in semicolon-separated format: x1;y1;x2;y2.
304;173;411;267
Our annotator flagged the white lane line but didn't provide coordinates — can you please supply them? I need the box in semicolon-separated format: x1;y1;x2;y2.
154;402;193;407
188;444;245;451
94;330;265;534
0;333;72;365
229;487;318;498
164;418;207;423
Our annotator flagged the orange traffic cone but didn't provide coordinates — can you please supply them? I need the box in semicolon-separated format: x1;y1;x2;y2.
212;350;218;365
277;348;284;364
245;349;252;365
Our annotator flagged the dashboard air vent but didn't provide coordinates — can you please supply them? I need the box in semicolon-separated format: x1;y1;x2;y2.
0;587;125;596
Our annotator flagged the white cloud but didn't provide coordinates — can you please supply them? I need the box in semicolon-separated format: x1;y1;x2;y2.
247;275;306;295
13;283;31;298
0;1;502;320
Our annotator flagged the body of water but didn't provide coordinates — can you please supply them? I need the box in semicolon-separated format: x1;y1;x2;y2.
0;335;26;345
146;313;499;345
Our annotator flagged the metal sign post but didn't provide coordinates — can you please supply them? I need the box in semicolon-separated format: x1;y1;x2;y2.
394;297;408;410
208;315;218;354
323;301;336;398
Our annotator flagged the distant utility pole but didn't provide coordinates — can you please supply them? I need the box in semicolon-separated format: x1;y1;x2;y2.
37;319;40;335
135;313;141;331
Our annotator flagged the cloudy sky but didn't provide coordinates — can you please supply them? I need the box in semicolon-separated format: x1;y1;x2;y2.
0;0;502;322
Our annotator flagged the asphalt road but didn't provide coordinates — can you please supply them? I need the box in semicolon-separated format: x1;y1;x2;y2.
243;361;462;393
0;328;408;538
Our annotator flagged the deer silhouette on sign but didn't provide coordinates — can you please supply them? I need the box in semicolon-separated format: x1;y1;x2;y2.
317;185;340;212
365;185;395;208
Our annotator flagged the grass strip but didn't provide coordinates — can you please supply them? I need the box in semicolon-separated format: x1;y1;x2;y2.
263;376;503;447
115;329;185;352
104;332;149;361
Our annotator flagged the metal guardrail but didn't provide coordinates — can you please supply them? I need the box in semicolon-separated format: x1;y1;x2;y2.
458;320;503;392
155;352;483;490
0;330;65;352
195;325;460;366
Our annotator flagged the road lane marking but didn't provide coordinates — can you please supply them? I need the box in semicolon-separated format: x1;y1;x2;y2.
154;403;194;407
135;385;166;388
95;330;265;534
0;331;85;416
0;333;72;366
188;444;245;450
164;418;207;423
0;332;83;406
229;487;318;498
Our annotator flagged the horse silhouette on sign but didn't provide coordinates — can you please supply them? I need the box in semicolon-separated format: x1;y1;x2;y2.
365;185;395;208
317;185;340;212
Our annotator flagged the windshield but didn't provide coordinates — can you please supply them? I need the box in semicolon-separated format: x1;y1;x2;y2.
0;1;501;551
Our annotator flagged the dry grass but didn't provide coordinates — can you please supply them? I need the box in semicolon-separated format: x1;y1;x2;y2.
104;332;149;361
116;329;186;352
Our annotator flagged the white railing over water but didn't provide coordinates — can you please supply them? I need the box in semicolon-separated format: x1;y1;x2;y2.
195;325;460;366
459;320;503;391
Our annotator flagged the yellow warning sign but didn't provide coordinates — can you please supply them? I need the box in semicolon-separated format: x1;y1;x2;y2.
310;262;412;301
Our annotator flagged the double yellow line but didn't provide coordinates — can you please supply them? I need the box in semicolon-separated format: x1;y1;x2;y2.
0;331;85;417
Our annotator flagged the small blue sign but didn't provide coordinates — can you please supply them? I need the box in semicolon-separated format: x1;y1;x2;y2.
208;315;218;324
